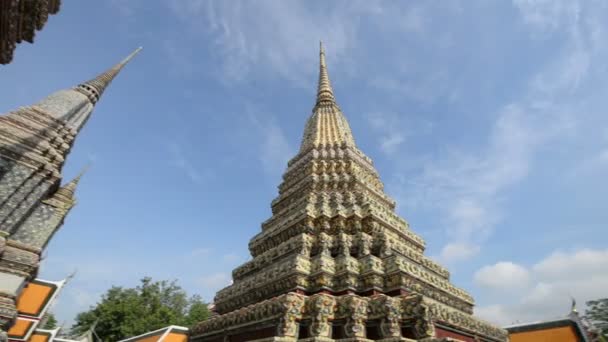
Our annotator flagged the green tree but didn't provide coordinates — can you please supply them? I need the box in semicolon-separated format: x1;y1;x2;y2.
585;298;608;339
70;278;209;341
41;312;58;330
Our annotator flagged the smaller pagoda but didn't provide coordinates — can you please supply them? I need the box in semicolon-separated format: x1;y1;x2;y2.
0;47;141;341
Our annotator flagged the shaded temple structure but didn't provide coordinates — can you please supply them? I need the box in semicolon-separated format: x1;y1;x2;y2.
191;44;509;342
0;48;141;341
0;0;62;64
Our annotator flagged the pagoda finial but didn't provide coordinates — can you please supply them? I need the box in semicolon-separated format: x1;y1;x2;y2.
570;296;578;314
315;41;337;108
57;165;89;199
76;47;142;104
40;165;89;212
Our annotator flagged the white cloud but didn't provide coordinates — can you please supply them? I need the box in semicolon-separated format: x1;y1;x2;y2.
475;248;608;325
474;262;530;290
198;273;231;290
533;248;608;280
437;242;480;263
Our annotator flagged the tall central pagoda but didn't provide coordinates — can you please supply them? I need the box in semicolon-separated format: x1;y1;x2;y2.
191;44;508;342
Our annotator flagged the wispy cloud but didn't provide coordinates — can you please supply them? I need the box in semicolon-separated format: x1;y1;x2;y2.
367;112;409;155
391;0;607;263
245;108;293;178
406;104;547;262
166;141;208;185
164;0;383;84
512;0;581;34
474;261;530;290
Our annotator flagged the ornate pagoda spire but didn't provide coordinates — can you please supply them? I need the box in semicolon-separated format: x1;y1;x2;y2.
75;47;142;104
300;43;355;151
315;41;337;108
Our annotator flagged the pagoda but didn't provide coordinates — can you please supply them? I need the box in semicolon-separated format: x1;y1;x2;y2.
190;44;508;342
0;47;141;341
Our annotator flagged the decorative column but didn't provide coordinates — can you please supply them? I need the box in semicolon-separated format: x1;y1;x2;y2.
277;293;305;338
357;232;372;257
401;295;435;339
308;294;336;338
339;295;369;339
370;294;402;339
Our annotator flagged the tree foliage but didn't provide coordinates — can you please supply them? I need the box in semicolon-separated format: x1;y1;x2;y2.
70;278;209;341
586;298;608;338
41;312;58;330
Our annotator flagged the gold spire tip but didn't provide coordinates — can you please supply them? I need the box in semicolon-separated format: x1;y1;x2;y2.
118;46;143;68
73;164;90;182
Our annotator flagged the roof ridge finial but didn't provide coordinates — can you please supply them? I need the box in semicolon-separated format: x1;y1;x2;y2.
70;164;90;185
570;296;578;314
315;41;337;108
76;47;142;104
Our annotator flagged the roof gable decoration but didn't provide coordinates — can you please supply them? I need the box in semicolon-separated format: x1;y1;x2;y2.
117;325;189;342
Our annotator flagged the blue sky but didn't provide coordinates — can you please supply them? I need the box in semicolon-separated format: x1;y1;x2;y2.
1;0;607;327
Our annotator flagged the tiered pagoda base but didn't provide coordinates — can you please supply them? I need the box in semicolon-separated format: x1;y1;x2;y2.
190;292;507;342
